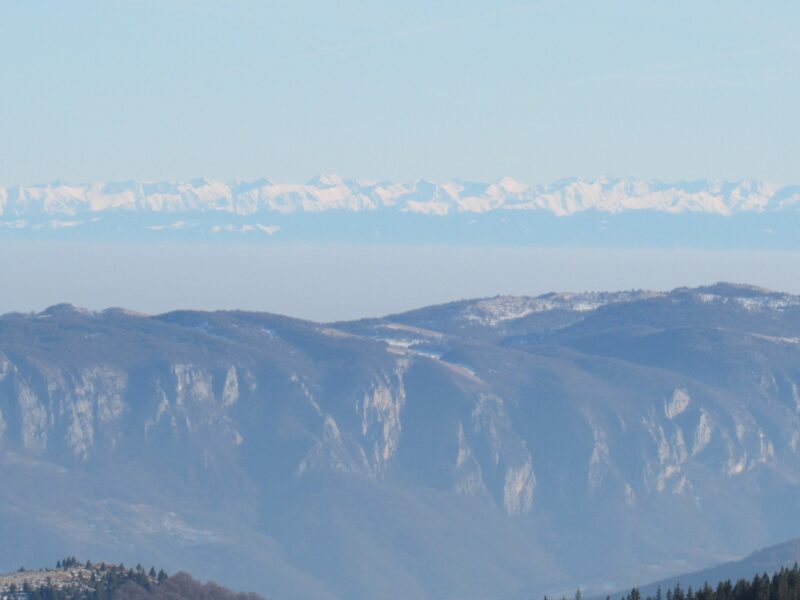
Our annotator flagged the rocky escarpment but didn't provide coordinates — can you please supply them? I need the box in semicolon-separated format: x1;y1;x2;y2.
1;284;800;599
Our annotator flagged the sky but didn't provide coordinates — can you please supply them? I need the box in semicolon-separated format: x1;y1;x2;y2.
1;2;799;317
0;1;798;187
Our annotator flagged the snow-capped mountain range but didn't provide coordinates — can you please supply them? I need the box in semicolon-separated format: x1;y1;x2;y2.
2;175;798;218
2;176;799;246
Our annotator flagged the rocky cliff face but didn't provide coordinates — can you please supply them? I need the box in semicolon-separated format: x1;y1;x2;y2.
1;284;800;599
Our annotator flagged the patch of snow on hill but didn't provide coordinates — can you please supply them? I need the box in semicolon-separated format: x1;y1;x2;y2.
463;291;664;325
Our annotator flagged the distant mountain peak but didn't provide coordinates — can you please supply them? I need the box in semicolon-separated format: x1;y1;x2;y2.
40;303;93;317
2;176;800;245
306;173;346;187
2;176;797;219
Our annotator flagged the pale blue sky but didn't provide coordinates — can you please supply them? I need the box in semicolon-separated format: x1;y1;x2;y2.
1;1;798;186
2;3;798;317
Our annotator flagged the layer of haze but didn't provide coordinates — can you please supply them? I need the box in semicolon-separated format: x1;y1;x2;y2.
3;244;799;321
1;1;798;186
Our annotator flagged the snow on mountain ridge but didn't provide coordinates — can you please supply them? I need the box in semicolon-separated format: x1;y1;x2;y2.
1;176;796;218
462;290;666;325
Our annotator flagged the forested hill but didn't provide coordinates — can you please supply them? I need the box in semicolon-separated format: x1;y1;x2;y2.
114;572;266;600
597;538;800;600
599;564;800;600
0;558;266;600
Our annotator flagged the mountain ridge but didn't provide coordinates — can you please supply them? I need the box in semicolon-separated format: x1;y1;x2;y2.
4;177;799;247
2;283;800;598
10;282;779;322
2;176;797;219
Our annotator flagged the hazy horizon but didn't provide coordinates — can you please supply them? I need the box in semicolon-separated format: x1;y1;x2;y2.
4;243;799;321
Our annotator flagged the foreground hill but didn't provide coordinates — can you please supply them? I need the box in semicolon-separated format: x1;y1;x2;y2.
116;573;264;600
0;559;265;599
599;537;800;600
601;562;800;600
1;284;800;598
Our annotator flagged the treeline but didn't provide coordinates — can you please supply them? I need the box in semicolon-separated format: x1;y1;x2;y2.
115;572;265;600
14;560;168;600
548;564;800;600
52;557;167;583
613;565;800;600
